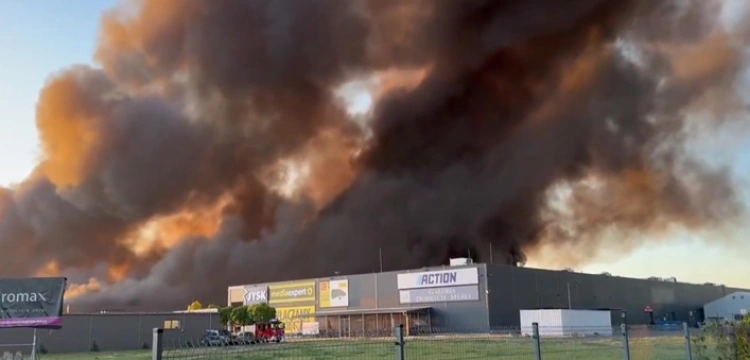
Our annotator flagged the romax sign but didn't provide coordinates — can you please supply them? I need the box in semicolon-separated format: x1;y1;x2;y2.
0;277;67;329
397;268;478;290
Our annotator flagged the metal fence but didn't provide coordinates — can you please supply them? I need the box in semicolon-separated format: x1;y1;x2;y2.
143;322;749;360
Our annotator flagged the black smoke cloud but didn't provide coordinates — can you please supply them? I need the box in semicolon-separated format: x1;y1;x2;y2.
0;0;747;310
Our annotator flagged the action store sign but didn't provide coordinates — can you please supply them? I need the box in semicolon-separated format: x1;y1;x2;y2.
399;285;480;304
397;267;478;290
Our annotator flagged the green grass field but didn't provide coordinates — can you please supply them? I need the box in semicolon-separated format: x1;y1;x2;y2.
32;335;710;360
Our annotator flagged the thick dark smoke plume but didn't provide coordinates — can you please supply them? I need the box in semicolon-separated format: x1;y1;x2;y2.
0;0;747;310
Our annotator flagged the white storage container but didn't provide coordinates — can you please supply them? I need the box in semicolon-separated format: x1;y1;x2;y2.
519;309;613;337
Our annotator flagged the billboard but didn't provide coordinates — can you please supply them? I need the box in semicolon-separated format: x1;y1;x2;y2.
399;285;479;304
269;282;315;304
243;286;269;305
397;268;478;290
0;277;66;328
319;280;349;308
276;306;316;334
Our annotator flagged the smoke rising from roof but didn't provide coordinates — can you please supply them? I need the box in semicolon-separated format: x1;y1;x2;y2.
0;0;748;309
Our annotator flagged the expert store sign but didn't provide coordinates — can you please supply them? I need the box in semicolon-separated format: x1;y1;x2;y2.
269;282;316;304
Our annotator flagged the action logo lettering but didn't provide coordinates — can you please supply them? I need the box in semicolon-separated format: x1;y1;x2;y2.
416;272;457;286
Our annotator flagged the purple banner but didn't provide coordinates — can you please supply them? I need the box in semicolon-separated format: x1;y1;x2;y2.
0;317;63;329
0;277;67;329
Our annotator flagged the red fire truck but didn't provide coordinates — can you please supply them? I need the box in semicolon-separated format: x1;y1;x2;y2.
254;319;285;343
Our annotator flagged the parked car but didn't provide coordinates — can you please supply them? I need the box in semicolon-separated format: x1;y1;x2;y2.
201;329;231;346
236;332;255;345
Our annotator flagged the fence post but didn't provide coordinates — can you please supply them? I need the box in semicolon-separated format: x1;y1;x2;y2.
152;328;163;360
683;322;693;360
532;322;542;360
621;322;631;360
31;328;37;360
394;324;405;360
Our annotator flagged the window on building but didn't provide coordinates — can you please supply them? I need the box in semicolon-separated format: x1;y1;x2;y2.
164;320;181;329
734;314;744;321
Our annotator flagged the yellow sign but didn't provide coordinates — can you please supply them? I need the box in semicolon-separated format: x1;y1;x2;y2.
276;306;316;334
319;279;349;308
269;282;316;304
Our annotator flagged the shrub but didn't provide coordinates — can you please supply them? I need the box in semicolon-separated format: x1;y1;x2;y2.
693;320;750;360
90;340;99;352
37;343;48;354
142;342;149;349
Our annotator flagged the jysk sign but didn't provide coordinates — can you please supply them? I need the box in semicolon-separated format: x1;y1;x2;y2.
243;286;268;305
399;285;479;304
397;268;478;290
269;282;315;304
0;277;67;329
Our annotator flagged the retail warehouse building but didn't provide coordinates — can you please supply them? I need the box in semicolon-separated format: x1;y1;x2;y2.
227;261;747;336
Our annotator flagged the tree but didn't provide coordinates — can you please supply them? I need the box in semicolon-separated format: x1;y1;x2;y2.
248;303;276;324
187;301;203;311
219;307;233;326
230;306;253;327
694;319;750;360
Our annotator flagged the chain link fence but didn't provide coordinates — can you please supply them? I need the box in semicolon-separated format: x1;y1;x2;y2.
9;321;743;359
145;322;749;360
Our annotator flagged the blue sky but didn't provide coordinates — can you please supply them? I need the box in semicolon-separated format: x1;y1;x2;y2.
0;1;747;288
0;0;116;186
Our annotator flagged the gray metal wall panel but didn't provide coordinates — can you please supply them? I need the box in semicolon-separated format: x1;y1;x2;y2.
703;293;750;321
312;265;490;330
486;264;747;326
375;272;401;308
346;273;378;310
386;265;490;330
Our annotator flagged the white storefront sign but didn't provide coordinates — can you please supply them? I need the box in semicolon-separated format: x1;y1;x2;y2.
397;267;478;290
399;285;480;304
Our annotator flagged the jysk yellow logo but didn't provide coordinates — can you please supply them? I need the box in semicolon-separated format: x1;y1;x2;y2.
269;282;315;304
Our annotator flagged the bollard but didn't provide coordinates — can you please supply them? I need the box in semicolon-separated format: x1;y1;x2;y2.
621;323;631;360
394;325;405;360
684;322;693;360
532;322;542;360
152;328;163;360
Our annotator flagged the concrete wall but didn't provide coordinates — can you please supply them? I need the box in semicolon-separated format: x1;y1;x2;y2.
486;264;747;326
0;313;220;354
